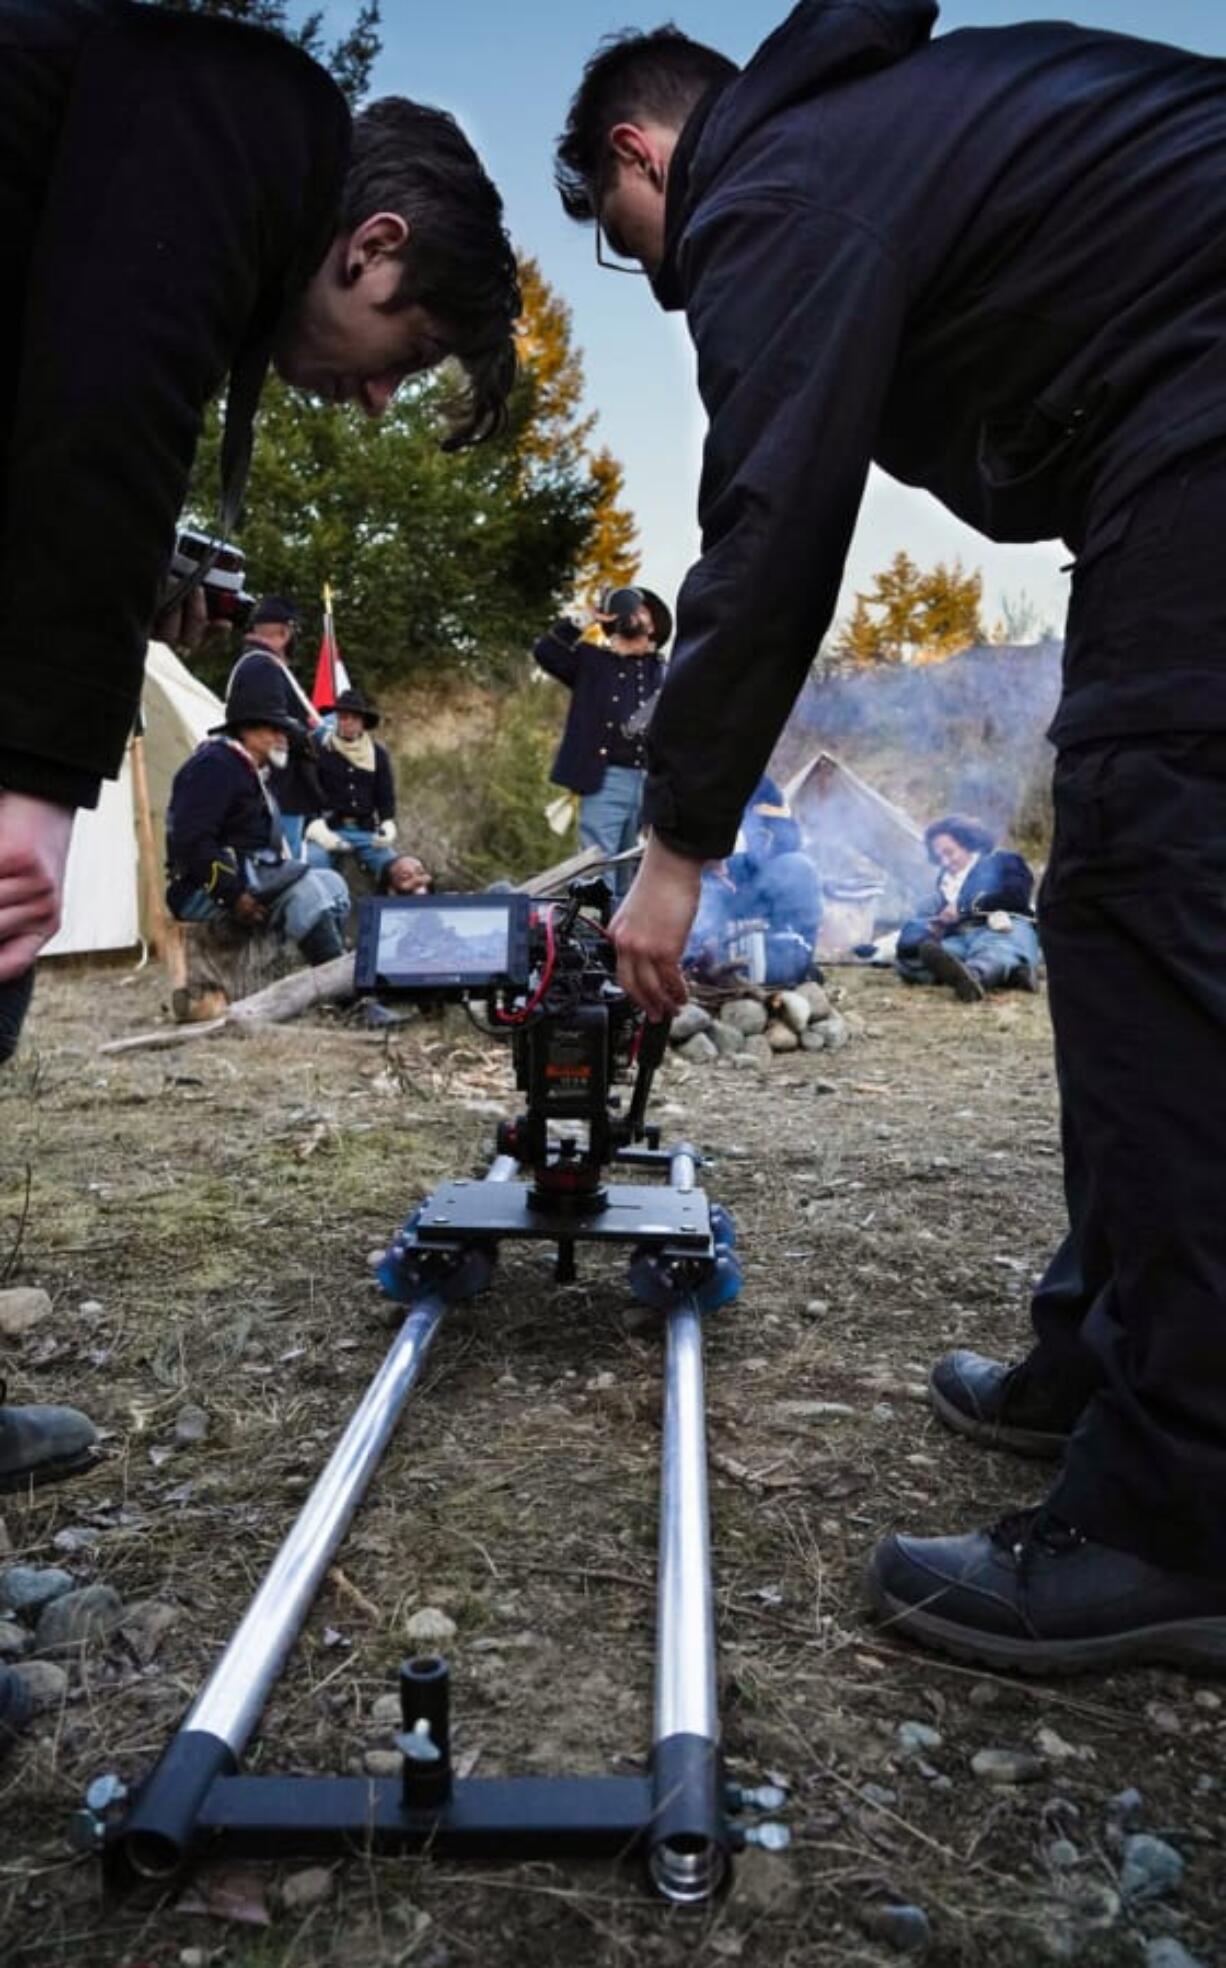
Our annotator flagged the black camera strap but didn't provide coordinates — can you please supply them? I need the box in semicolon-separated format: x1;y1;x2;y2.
161;335;272;615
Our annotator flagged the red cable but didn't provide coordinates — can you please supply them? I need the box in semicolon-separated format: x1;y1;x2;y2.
495;906;557;1025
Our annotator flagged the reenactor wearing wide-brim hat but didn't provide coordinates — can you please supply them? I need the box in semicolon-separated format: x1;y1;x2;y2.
533;583;672;895
165;668;349;965
308;687;430;895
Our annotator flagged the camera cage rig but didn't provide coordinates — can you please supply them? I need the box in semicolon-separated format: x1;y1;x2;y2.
84;880;788;1906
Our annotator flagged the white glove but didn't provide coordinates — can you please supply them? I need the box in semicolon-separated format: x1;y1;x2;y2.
376;819;397;845
304;818;347;855
986;910;1012;933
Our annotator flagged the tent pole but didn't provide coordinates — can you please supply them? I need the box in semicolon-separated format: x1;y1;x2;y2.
129;727;172;965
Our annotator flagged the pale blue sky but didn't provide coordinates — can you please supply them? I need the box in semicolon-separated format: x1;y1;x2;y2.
331;1;1226;637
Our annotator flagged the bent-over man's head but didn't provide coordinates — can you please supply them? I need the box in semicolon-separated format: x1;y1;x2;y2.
556;29;738;278
276;98;521;444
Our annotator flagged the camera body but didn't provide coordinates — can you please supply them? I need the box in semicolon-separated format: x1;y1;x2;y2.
169;528;256;631
599;585;649;637
355;880;667;1203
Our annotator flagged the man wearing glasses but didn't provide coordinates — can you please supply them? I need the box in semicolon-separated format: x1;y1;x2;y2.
556;6;1226;1675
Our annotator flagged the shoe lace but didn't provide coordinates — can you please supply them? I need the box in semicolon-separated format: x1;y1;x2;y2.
990;1506;1085;1572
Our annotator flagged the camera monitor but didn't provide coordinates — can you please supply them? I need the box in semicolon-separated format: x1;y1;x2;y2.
355;893;532;997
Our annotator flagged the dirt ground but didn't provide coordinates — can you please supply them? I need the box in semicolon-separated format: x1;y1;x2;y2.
0;962;1222;1968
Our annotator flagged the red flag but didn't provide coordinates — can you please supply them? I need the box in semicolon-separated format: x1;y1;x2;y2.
310;582;351;711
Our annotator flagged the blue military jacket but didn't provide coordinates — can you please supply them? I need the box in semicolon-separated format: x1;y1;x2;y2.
534;619;664;796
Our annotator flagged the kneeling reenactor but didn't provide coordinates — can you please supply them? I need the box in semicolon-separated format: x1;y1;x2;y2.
166;673;350;966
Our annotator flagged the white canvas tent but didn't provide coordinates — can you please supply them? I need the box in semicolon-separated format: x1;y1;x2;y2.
44;641;223;958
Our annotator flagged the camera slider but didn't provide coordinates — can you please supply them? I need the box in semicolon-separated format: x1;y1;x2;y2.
89;1145;785;1905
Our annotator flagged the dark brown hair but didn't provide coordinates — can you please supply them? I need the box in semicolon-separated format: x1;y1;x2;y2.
346;98;520;447
555;27;738;223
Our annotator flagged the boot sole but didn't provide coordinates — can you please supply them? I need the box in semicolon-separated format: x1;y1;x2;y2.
868;1568;1226;1676
0;1444;101;1495
920;943;985;1002
929;1375;1070;1462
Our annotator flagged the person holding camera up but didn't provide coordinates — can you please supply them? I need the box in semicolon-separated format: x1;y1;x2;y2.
556;9;1226;1671
0;0;520;1064
533;585;672;893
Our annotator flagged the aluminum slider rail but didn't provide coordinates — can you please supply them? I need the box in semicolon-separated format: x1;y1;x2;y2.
648;1146;727;1904
115;1156;519;1880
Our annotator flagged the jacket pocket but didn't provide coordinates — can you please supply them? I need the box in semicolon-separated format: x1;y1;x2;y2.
977;380;1108;537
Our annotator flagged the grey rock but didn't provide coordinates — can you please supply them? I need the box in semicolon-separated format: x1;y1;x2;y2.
742;1035;773;1066
719;998;768;1036
280;1865;335;1912
670;1002;714;1044
800;1026;828;1052
859;1904;931;1955
1107;1785;1144;1822
797;981;832;1021
776;990;812;1035
765;1019;800;1054
1145;1942;1206;1968
11;1658;69;1710
1047;1839;1080;1870
1120;1833;1184;1903
119;1599;179;1664
370;1692;403;1730
0;1566;75;1616
821;1010;851;1052
897;1720;943;1756
53;1527;101;1555
708;1020;745;1057
405;1606;456;1645
677;1032;719;1065
0;1287;51;1337
803;1298;829;1320
364;1749;401;1778
173;1404;210;1447
35;1584;125;1656
971;1747;1046;1785
0;1618;31;1658
860;1783;898;1809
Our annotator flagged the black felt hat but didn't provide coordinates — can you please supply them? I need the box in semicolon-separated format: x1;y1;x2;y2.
250;595;299;628
211;667;301;737
325;686;381;729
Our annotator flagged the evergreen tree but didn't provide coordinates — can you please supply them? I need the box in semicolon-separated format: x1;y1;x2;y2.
833;552;986;669
153;0;381;104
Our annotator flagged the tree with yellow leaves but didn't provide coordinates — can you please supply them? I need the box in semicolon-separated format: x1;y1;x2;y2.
832;552;986;669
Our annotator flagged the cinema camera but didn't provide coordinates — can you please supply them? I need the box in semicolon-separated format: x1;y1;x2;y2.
165;526;256;631
89;882;789;1909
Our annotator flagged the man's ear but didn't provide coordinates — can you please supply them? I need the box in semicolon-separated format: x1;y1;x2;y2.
345;211;410;281
609;121;665;186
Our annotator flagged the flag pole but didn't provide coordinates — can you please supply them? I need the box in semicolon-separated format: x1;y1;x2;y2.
323;581;335;707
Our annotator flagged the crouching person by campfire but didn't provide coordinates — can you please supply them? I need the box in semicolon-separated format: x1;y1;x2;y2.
896;816;1040;1003
685;776;822;988
165;674;350;967
305;687;430;897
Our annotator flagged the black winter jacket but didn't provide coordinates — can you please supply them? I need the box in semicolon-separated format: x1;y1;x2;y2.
645;0;1226;858
313;731;396;831
533;619;664;795
165;738;277;912
0;0;348;810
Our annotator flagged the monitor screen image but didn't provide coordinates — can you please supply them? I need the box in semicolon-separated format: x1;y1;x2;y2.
376;902;512;981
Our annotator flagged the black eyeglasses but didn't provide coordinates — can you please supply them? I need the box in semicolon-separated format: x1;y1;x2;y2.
595;221;648;276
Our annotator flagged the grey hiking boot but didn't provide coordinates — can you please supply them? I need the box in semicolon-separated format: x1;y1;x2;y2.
0;1380;100;1492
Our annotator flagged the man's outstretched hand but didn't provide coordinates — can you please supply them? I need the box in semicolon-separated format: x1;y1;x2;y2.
0;791;74;982
611;832;704;1021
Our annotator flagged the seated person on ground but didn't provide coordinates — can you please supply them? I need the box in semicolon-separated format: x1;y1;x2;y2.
897;814;1040;1002
685;776;822;988
165;672;350;967
306;687;430;895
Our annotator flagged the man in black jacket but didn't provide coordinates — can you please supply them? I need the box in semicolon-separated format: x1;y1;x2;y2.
557;6;1226;1670
0;0;519;1040
533;587;670;893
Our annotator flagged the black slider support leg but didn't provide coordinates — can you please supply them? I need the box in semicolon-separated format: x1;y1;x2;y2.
398;1655;452;1811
